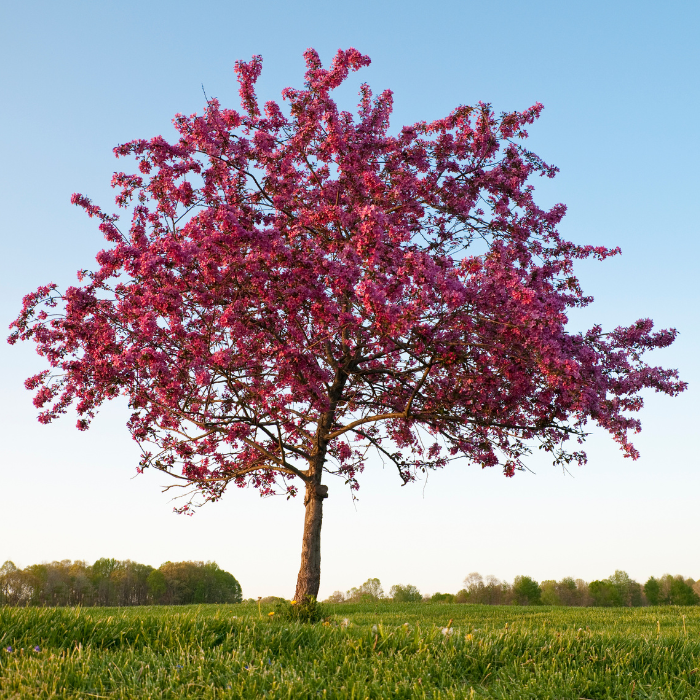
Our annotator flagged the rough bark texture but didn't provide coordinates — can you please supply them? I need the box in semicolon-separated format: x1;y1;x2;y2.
293;476;328;601
294;371;347;601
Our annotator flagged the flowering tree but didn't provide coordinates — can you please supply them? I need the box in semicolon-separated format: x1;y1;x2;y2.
9;49;685;602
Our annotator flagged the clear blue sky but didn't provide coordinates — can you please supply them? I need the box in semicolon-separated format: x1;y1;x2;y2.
1;0;698;599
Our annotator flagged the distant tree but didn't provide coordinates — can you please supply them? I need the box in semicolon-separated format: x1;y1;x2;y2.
0;561;14;604
459;573;512;605
541;577;585;606
205;561;243;603
462;573;485;602
0;562;30;606
69;561;95;605
512;576;541;605
323;590;345;603
642;574;699;606
629;582;643;607
644;577;661;605
429;592;454;604
10;48;685;604
147;569;167;602
89;558;122;606
574;579;592;607
43;561;72;606
540;580;561;606
0;558;240;607
110;560;155;606
453;589;469;604
346;578;384;603
606;570;643;607
484;575;511;605
23;564;51;606
588;579;622;607
390;584;423;602
155;561;241;604
661;575;699;606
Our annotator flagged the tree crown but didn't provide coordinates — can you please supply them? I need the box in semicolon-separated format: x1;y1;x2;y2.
9;48;685;510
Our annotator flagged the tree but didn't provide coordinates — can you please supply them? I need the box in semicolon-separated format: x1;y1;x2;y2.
539;580;561;606
346;578;384;603
430;591;454;603
390;584;423;602
540;577;586;606
666;576;698;605
9;48;685;603
462;573;486;602
512;576;541;605
607;570;643;607
460;573;509;604
0;558;240;607
0;562;29;606
644;576;661;605
89;558;121;606
651;574;700;606
147;569;167;601
454;589;469;604
588;579;622;607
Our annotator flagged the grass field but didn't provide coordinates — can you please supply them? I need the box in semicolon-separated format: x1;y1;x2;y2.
1;602;699;699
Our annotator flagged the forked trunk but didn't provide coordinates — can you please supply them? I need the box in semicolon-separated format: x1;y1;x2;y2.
294;476;328;601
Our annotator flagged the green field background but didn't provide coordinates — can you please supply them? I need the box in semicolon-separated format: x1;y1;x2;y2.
1;603;699;699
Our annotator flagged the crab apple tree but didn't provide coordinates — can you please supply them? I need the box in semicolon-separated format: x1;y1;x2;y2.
9;48;686;602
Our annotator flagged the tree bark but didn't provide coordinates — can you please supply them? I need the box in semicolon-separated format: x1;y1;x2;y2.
293;474;328;602
293;368;348;602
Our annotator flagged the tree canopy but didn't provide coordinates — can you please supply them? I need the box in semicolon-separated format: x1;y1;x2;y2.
0;559;242;607
9;48;685;600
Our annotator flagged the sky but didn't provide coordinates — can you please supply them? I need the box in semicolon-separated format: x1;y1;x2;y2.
1;0;698;600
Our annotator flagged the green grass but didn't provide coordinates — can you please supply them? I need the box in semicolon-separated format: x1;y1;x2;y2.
1;603;699;698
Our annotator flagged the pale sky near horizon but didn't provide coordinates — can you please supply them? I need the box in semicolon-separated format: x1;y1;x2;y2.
1;0;698;599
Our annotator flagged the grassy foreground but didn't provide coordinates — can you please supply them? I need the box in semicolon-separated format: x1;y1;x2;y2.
1;603;699;699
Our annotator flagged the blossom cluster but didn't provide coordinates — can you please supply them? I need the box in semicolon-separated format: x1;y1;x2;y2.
8;48;685;506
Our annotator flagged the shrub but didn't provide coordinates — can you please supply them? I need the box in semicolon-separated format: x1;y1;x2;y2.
275;596;325;623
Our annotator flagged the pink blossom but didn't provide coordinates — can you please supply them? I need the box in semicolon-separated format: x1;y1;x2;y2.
8;50;685;589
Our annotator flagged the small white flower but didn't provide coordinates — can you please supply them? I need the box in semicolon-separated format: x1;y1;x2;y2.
441;627;454;636
371;624;378;634
341;618;350;628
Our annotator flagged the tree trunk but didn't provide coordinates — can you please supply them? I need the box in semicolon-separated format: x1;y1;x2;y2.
293;476;328;602
294;369;348;602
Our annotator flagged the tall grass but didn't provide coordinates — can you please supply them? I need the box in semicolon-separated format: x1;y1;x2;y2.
1;603;699;698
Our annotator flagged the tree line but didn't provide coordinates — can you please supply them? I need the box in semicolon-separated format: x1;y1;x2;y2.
0;559;242;607
325;571;700;607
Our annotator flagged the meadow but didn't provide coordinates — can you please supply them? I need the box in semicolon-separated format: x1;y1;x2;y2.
1;602;699;699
